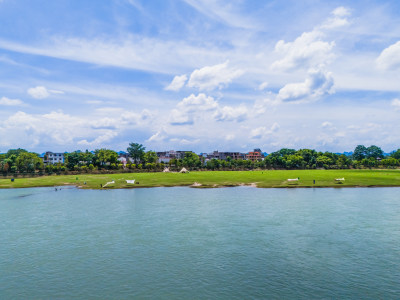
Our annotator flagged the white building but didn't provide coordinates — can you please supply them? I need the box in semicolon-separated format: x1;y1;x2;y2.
44;152;65;164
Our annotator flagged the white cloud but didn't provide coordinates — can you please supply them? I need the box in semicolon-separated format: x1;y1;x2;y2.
333;6;350;17
250;123;279;139
182;0;259;29
27;86;65;99
49;89;64;94
147;129;168;143
278;69;334;102
258;82;269;91
322;121;333;128
321;6;350;29
169;109;194;126
271;31;335;71
271;7;350;72
0;37;224;75
27;86;50;99
1;111;84;146
187;61;243;91
250;127;266;139
169;93;218;125
0;96;23;106
377;41;400;71
0;108;153;150
169;93;248;125
225;134;235;141
77;131;118;146
392;98;400;109
177;93;218;111
169;137;200;145
165;74;187;91
214;105;248;122
270;122;280;133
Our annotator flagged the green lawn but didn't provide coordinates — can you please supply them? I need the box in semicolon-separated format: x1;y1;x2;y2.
1;169;400;189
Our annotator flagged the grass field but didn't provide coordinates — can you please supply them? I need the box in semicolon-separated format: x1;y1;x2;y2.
1;169;400;189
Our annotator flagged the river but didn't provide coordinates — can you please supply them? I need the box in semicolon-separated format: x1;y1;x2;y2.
1;187;399;299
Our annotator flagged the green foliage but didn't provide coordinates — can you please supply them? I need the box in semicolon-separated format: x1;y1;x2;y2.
353;145;368;161
143;151;158;164
390;149;400;160
381;158;399;167
366;145;383;159
285;155;304;169
95;149;118;166
65;150;95;170
16;152;43;172
6;148;28;158
182;152;201;169
127;143;145;164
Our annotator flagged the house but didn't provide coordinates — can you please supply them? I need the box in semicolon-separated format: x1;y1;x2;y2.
246;149;263;162
43;152;65;164
118;151;131;165
156;150;194;163
214;151;245;160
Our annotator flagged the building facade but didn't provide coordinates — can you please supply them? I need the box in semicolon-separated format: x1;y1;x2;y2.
246;149;263;162
43;152;65;164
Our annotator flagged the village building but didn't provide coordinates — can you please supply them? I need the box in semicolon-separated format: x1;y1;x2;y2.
42;152;65;164
246;149;263;162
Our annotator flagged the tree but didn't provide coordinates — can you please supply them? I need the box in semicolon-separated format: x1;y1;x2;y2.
285;155;304;169
353;145;367;161
95;149;118;167
337;154;351;168
127;143;145;164
143;151;158;164
297;149;317;166
316;155;333;168
390;149;400;160
381;158;399;167
65;151;83;170
182;152;201;169
6;148;27;158
5;154;17;168
16;152;43;172
366;145;383;159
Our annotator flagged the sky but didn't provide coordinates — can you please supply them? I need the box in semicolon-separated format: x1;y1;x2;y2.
0;0;400;153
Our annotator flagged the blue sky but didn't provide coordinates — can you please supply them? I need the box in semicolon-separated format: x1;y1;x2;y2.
1;0;400;153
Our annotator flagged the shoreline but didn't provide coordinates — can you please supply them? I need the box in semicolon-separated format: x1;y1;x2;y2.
1;169;400;190
3;185;400;191
2;183;400;190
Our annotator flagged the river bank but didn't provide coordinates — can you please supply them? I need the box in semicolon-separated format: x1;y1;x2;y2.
0;169;399;189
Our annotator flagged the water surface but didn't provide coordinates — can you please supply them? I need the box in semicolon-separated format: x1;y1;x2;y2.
1;187;399;299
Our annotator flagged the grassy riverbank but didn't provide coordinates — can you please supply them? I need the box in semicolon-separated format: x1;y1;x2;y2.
1;169;400;189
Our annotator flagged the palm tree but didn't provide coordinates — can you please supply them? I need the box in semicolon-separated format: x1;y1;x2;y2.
127;143;146;164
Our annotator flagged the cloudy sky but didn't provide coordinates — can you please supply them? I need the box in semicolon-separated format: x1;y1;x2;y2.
1;0;400;153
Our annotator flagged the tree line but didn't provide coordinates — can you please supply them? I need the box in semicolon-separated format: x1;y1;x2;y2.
1;143;400;176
